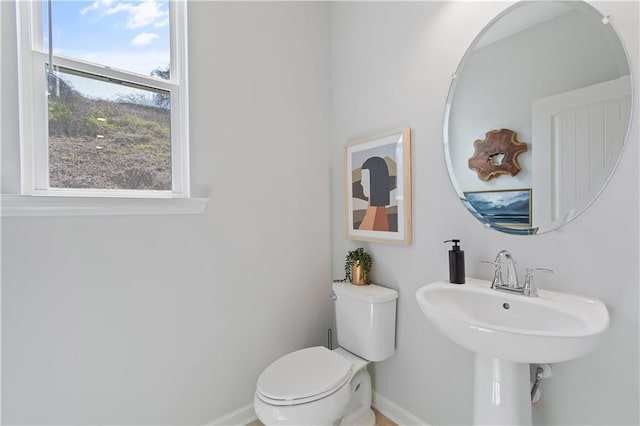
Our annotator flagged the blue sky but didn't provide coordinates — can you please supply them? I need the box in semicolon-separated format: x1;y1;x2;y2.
47;0;170;77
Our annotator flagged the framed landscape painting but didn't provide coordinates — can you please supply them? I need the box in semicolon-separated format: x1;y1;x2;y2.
463;188;532;227
344;128;412;245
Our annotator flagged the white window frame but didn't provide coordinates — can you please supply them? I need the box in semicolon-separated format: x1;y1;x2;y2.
15;0;190;200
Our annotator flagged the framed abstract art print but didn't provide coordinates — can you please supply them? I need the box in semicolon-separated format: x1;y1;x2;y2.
344;128;412;245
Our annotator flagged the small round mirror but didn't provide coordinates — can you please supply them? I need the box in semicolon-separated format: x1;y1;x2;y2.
444;1;632;235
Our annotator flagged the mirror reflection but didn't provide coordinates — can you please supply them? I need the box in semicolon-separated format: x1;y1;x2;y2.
445;1;632;235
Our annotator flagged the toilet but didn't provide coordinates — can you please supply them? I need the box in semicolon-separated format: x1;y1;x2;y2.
254;282;398;425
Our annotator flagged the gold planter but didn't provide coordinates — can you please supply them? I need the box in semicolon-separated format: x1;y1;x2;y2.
350;263;369;286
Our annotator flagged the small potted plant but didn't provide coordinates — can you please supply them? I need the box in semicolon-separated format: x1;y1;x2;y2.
344;247;372;285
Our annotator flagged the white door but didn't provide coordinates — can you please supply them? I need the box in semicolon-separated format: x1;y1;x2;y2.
531;75;631;228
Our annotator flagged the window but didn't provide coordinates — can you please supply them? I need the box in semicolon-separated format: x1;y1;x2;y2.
16;0;189;198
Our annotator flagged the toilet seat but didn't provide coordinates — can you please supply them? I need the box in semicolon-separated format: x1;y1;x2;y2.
256;346;352;406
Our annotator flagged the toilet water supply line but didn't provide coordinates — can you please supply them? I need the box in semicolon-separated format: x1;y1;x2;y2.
328;290;337;350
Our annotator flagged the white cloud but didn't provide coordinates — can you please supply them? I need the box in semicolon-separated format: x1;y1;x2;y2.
80;0;114;15
131;32;159;47
80;0;168;30
105;0;168;30
154;18;169;28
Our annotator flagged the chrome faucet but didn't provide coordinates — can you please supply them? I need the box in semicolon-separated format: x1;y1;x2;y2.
481;251;553;297
494;250;519;288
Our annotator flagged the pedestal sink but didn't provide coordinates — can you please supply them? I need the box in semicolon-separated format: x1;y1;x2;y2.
416;278;609;425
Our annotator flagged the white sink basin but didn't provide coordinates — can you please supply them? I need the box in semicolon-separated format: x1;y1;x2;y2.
416;278;609;363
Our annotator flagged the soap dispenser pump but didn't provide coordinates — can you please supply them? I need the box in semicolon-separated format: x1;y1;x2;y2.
445;239;465;284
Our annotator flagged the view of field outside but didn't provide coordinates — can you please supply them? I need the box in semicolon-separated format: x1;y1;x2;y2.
45;0;172;190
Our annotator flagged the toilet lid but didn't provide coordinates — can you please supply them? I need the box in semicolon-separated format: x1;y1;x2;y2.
257;346;352;403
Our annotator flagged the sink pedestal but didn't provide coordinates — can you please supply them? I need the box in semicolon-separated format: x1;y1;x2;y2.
473;354;531;426
416;280;609;425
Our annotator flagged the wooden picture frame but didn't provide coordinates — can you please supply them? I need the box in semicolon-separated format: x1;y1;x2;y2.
344;128;411;244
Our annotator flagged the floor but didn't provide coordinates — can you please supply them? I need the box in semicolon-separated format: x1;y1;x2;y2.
372;408;398;426
247;408;397;426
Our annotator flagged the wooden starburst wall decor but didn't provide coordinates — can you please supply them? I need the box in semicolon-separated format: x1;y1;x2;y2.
468;128;528;181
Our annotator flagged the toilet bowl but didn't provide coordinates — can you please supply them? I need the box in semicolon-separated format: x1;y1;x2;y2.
254;283;398;426
254;346;374;426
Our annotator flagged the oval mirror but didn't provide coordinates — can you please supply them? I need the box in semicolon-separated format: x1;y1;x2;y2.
444;1;632;235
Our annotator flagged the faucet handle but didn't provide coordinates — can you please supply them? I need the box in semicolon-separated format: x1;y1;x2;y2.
523;268;554;297
480;260;503;288
526;267;554;274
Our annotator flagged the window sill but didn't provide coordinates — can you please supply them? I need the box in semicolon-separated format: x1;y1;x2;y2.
0;194;210;217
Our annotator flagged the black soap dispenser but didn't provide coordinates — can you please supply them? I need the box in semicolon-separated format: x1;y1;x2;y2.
445;239;465;284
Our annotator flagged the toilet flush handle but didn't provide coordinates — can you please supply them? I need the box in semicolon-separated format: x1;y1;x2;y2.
330;291;337;301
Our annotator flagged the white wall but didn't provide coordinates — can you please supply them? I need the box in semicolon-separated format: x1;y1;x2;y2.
330;1;638;425
1;2;331;424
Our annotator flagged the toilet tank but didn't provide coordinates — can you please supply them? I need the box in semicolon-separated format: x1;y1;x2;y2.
332;282;398;362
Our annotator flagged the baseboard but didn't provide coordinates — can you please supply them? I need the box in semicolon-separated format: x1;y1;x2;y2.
207;402;257;426
372;392;430;426
207;392;427;426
